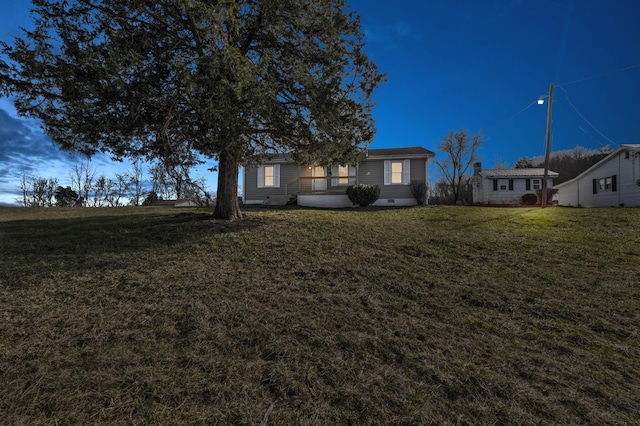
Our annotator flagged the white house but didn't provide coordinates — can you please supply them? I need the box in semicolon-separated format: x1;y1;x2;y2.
472;162;558;205
555;144;640;207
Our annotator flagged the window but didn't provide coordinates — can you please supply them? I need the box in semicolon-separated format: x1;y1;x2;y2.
264;166;275;187
532;179;541;190
257;164;280;188
391;162;403;184
592;175;617;194
494;179;513;191
384;160;410;185
526;179;541;191
338;165;349;185
331;165;355;186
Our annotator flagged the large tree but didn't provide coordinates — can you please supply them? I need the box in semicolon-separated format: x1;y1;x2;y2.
435;129;483;204
0;0;384;219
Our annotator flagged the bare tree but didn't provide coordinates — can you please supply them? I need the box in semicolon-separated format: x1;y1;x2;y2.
89;175;106;207
88;173;130;207
128;160;145;206
18;173;30;207
435;130;483;204
102;177;119;207
18;175;58;207
428;177;473;205
111;173;131;207
149;163;174;201
69;161;96;206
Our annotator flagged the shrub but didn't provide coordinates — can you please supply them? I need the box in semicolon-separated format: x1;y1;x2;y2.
346;184;380;207
521;193;538;205
535;188;558;205
409;180;428;205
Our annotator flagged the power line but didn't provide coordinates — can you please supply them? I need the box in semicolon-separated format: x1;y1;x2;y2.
561;88;619;148
484;99;538;135
483;62;640;140
558;63;640;87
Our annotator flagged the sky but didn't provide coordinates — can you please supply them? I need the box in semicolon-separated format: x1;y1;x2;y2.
1;0;639;205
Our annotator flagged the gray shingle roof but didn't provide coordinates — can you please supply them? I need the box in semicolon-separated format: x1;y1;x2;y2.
479;168;559;178
366;147;435;158
256;146;435;164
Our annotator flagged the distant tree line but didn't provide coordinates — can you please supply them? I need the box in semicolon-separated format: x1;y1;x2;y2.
17;160;214;207
514;145;612;185
428;178;474;205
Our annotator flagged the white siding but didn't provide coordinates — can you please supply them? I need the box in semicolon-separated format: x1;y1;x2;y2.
556;150;640;207
475;176;554;205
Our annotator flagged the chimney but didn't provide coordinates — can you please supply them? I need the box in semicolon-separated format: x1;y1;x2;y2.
474;162;482;176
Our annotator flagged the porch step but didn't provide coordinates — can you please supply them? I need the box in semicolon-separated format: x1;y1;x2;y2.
262;195;296;206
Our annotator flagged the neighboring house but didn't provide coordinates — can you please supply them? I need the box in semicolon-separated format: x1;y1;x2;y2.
472;163;559;205
243;147;435;208
149;199;199;207
555;144;640;207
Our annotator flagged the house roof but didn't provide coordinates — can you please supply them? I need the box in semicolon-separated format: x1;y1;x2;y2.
365;146;435;159
479;168;559;178
554;144;640;188
258;146;435;164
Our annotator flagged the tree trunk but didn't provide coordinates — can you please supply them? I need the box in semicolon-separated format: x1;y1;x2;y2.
213;153;241;220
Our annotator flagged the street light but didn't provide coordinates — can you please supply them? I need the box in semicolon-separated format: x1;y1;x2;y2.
539;83;554;208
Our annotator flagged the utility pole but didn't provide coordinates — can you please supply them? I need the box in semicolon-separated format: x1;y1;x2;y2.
541;82;554;208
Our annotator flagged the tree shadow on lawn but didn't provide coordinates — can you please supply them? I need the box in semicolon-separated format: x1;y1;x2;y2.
0;210;269;289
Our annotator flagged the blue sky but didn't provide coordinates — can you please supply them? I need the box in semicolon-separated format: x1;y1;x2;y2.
1;0;639;205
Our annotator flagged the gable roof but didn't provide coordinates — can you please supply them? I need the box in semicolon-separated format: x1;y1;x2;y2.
257;146;435;164
555;144;640;188
365;146;435;159
479;168;559;178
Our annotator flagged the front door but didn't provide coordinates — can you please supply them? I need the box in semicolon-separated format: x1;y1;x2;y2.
312;166;326;191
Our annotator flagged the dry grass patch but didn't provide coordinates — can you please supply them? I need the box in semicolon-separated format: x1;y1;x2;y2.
1;205;639;424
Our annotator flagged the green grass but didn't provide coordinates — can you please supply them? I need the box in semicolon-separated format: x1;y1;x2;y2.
1;205;639;425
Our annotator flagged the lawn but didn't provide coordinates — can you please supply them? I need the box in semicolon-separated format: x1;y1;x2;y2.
1;205;639;424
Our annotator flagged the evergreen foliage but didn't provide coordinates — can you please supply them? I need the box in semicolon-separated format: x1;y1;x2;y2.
54;186;80;207
0;0;385;219
346;184;380;207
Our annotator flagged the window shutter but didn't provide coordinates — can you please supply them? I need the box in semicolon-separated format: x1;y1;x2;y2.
592;179;598;194
384;161;390;185
508;179;514;191
611;174;617;192
526;179;531;190
257;166;264;188
349;165;356;185
274;164;280;188
493;179;498;191
403;160;411;184
331;165;338;186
